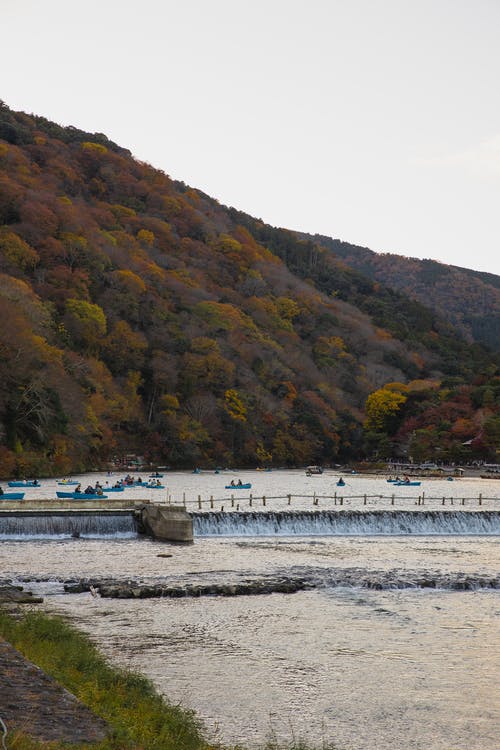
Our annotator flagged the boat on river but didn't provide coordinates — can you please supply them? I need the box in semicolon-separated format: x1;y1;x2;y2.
306;466;323;476
57;480;79;486
8;480;40;487
0;492;25;500
225;483;252;490
56;491;108;499
394;481;421;486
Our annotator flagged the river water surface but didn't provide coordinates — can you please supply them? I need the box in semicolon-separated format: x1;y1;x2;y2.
0;470;499;750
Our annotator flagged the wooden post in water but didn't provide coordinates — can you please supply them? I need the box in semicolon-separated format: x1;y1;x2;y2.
210;495;214;509
340;496;343;505
287;494;291;505
183;492;186;506
479;493;482;506
461;497;465;505
334;491;337;506
262;495;266;506
363;494;367;505
198;495;202;509
422;492;425;505
249;494;253;507
231;494;234;507
442;497;445;505
391;494;395;505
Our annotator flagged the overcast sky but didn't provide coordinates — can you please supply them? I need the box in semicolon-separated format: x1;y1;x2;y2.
2;0;499;274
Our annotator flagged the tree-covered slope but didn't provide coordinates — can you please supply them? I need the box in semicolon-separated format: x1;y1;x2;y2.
301;233;500;351
0;101;498;475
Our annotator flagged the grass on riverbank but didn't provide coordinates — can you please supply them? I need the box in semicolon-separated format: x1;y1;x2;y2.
0;610;336;750
0;609;212;750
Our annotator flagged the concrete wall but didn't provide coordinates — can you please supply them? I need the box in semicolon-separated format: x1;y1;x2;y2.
136;504;193;543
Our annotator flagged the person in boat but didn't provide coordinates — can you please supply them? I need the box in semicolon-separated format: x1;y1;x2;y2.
113;480;122;488
237;479;243;487
230;479;236;486
33;479;39;486
403;475;410;484
137;477;143;484
74;484;81;493
85;485;95;494
0;486;3;496
155;479;161;486
96;486;103;496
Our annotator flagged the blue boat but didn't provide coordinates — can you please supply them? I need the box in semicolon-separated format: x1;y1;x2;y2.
103;486;124;492
394;481;421;487
0;492;25;500
56;491;108;499
337;479;345;486
145;484;165;489
225;483;252;490
149;473;164;478
8;480;40;487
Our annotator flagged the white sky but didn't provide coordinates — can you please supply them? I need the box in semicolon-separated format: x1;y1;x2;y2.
2;0;499;275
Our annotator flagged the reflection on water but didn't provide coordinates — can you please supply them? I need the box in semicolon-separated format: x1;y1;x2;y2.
1;535;499;750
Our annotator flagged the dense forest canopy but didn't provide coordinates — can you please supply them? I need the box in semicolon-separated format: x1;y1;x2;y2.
302;233;500;351
0;101;498;476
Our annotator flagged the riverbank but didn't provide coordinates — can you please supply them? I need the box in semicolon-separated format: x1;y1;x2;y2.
0;594;329;750
0;597;212;750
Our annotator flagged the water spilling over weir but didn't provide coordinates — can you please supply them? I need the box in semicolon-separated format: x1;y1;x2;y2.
0;510;137;539
192;509;500;536
0;508;498;539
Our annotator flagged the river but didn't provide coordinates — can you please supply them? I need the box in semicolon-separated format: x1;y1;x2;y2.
0;470;499;750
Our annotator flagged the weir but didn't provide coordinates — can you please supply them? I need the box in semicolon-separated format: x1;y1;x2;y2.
0;510;137;538
1;508;498;539
191;509;500;536
0;504;194;542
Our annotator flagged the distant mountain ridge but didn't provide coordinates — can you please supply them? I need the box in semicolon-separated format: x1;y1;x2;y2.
300;233;500;351
0;100;498;474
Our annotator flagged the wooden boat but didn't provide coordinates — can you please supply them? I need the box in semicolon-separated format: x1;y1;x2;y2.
8;480;40;487
0;492;25;500
225;483;252;490
56;491;108;499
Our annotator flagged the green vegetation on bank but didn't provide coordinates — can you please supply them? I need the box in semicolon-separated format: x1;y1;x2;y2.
0;610;209;750
0;610;335;750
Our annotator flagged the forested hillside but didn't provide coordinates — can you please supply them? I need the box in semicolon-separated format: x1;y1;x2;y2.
302;233;500;351
0;101;498;476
